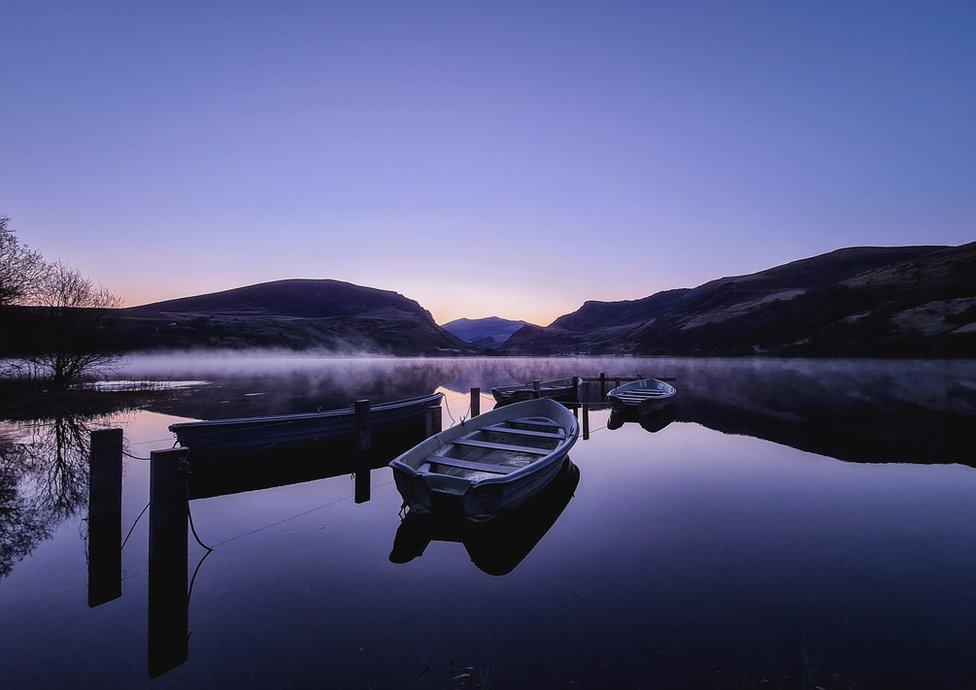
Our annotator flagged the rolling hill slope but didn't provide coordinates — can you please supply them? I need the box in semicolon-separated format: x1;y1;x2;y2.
502;243;976;357
119;279;471;353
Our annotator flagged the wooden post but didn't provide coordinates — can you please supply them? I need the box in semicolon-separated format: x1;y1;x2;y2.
354;467;371;504
582;380;590;403
571;376;581;403
599;373;607;400
148;447;189;677
582;404;590;441
88;428;123;607
425;404;442;438
470;387;480;417
532;380;541;399
354;400;371;453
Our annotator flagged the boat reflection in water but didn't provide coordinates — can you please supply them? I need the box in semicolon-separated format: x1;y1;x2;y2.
607;406;676;434
389;459;580;576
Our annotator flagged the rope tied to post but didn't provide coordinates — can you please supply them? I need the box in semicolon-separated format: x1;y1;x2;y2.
179;456;214;553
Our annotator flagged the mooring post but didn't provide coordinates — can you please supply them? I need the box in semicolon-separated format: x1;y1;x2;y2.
354;467;371;504
354;400;371;453
582;404;590;441
532;380;541;399
88;428;123;607
425;404;443;438
470;387;480;417
571;376;581;402
148;447;189;677
599;373;607;399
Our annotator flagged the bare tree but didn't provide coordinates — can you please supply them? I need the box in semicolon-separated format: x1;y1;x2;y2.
0;216;47;306
24;262;124;389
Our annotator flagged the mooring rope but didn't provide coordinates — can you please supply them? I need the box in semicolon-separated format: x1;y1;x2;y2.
120;501;150;549
119;478;397;582
180;459;214;552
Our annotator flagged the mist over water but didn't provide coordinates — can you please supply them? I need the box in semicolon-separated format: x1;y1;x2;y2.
106;354;976;462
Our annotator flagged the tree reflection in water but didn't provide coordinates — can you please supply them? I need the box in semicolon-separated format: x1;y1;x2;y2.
0;416;95;579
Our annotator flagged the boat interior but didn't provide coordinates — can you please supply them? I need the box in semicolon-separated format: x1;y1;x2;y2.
613;381;673;403
421;416;566;480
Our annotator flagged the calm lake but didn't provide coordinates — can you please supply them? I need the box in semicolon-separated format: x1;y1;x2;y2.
2;355;975;689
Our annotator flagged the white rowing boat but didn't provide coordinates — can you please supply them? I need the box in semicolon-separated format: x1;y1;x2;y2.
606;378;677;414
390;398;579;521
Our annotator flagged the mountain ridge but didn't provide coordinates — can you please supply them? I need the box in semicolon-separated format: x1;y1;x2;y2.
502;243;975;357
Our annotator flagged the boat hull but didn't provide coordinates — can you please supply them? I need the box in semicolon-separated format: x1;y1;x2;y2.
390;460;580;575
392;445;571;522
169;393;442;453
491;378;582;405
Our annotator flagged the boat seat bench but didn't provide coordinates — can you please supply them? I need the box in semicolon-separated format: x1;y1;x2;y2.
485;424;564;439
510;418;563;430
452;438;551;455
425;455;517;475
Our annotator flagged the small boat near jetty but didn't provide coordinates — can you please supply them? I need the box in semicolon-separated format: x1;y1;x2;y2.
491;377;582;405
390;398;579;522
169;392;443;453
607;378;677;414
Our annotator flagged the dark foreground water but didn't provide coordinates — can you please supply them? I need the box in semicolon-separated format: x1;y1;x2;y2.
1;356;975;689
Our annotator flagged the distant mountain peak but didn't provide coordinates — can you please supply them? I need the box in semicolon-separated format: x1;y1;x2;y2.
442;316;533;349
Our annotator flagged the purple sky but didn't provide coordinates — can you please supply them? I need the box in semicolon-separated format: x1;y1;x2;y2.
2;1;974;324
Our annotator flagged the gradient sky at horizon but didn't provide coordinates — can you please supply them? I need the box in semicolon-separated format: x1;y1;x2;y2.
2;1;974;325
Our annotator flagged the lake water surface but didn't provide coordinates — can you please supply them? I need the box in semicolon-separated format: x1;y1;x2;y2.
1;356;975;688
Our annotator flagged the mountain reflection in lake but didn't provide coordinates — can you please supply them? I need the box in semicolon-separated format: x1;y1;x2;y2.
1;355;975;688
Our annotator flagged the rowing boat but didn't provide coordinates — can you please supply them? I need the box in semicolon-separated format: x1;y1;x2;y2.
606;377;677;414
390;398;579;521
490;377;582;405
169;392;443;453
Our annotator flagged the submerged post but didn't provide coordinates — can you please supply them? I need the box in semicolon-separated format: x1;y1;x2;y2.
354;400;371;453
88;428;123;607
425;404;443;438
470;387;480;418
532;380;541;399
148;447;189;677
599;373;607;399
582;404;590;441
